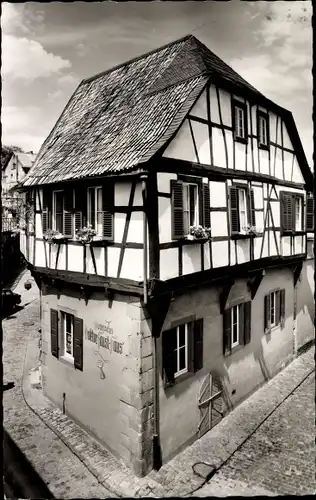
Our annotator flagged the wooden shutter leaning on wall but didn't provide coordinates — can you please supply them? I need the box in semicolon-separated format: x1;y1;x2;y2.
229;186;240;234
42;187;52;234
102;181;114;240
202;183;211;229
306;196;314;232
51;309;59;358
171;180;184;239
73;317;83;371
162;328;177;387
63;189;74;237
223;308;232;356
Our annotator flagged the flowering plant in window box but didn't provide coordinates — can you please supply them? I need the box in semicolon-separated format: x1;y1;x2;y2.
241;224;260;236
186;225;212;241
43;229;65;244
75;225;99;245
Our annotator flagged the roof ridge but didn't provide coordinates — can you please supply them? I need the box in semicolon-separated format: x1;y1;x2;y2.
82;34;196;85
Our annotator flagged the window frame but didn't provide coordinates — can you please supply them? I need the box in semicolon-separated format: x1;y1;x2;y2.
238;187;249;231
257;110;270;150
61;310;75;361
182;182;199;234
174;323;189;378
52;190;64;233
87;186;103;236
232;100;248;144
231;303;241;348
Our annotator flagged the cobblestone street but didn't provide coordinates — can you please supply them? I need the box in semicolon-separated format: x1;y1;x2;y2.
194;371;315;496
3;272;315;498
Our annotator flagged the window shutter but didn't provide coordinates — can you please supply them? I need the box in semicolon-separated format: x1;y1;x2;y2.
162;328;177;387
51;309;59;358
42;188;52;233
280;192;293;232
229;186;240;233
264;294;271;334
306;196;314;232
73;317;83;371
243;301;251;345
171;180;184;239
63;189;74;237
280;289;285;329
102;182;114;240
193;318;203;372
249;189;256;227
223;308;232;356
202;183;211;228
74;185;87;233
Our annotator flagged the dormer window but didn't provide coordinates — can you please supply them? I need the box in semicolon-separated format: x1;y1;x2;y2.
232;100;248;143
257;111;269;149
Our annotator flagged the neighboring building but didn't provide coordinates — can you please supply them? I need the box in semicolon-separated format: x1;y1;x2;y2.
2;150;36;226
20;35;314;476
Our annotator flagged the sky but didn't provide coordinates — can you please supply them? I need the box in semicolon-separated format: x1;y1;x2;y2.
1;1;313;168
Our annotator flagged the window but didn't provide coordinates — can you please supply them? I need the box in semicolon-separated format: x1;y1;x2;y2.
62;311;74;358
171;180;210;240
223;301;251;355
264;289;285;334
280;192;304;234
233;101;248;142
162;318;203;387
53;190;64;233
257;112;270;148
88;187;103;235
183;183;198;234
50;309;83;370
229;186;255;234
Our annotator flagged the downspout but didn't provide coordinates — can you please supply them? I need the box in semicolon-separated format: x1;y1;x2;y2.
141;173;148;305
141;171;161;470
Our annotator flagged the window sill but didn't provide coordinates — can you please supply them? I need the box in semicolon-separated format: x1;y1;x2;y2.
234;136;248;145
258;143;270;151
182;236;210;244
225;343;245;357
164;370;193;389
231;233;257;240
59;355;74;367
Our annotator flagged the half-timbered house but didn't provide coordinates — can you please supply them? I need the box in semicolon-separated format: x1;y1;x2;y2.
20;35;314;476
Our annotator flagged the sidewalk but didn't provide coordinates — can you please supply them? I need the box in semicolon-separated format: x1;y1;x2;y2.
3;271;315;497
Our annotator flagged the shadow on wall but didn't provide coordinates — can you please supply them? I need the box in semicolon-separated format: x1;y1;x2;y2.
296;261;315;323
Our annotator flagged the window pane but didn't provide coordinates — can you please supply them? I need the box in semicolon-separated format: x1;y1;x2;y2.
66;313;72;333
56;214;63;233
189;185;196;226
238;189;247;228
178;324;186;348
183;185;189;211
97;187;102;212
97;212;103;235
179;346;186;370
88;189;95;228
270;293;275;324
55;192;63;213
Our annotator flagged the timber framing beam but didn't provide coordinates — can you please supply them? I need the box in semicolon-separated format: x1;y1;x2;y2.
145;292;173;338
220;279;235;314
247;270;265;300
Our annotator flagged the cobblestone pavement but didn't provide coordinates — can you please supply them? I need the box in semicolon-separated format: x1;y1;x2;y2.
3;271;315;498
194;372;315;497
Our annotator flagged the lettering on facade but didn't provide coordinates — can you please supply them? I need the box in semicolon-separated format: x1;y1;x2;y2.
85;323;123;355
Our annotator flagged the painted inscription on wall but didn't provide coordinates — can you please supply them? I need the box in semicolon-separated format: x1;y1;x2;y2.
85;320;124;355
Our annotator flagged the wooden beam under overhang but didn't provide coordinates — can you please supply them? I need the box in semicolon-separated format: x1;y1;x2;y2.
247;270;265;300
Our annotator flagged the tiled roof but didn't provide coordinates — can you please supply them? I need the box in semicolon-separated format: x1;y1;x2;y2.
21;35;297;186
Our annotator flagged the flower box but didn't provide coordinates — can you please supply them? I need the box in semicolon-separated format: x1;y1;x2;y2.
186;225;212;242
